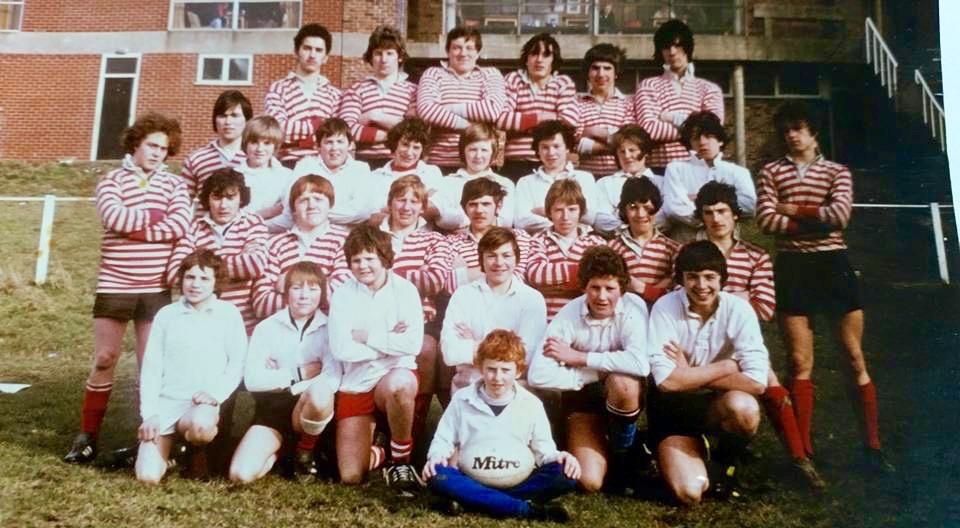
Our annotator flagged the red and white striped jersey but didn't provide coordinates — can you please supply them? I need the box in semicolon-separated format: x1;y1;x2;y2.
608;228;679;306
575;89;635;177
95;162;192;294
634;66;725;168
338;74;418;161
525;227;606;320
416;63;506;167
166;212;268;333
756;155;852;253
444;228;533;294
264;73;343;163
381;222;453;298
723;239;776;322
497;70;579;163
251;224;350;320
179;140;246;201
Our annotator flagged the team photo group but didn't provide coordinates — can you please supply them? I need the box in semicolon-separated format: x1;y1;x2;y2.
61;16;895;522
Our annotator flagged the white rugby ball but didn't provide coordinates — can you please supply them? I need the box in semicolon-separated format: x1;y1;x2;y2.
459;436;535;489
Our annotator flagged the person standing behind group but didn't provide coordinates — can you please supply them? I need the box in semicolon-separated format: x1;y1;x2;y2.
575;43;634;178
661;111;755;243
634;19;725;173
417;26;506;171
65;113;191;465
496;33;579;180
236;116;296;233
266;23;342;166
180;90;252;204
135;250;247;484
339;26;418;170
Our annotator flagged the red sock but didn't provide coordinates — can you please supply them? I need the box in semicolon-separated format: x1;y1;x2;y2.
81;382;113;437
790;379;815;457
859;381;882;450
296;433;319;453
763;386;806;460
390;439;413;464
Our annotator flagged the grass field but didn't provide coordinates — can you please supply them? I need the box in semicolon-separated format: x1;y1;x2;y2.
0;161;958;527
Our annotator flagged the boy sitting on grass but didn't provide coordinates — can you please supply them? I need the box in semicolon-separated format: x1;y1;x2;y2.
423;329;580;521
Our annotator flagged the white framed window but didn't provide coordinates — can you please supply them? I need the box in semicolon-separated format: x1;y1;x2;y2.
196;54;253;85
170;0;302;30
0;0;25;31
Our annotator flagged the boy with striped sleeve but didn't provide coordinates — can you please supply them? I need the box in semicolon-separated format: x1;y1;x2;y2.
696;181;824;489
634;20;725;173
497;33;579;180
180;90;252;204
575;43;635;178
338;25;417;169
265;23;342;165
416;26;506;171
166;168;268;335
757;102;893;473
65;113;192;464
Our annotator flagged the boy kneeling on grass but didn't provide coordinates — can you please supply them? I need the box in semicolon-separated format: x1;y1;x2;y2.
135;249;247;484
422;329;580;522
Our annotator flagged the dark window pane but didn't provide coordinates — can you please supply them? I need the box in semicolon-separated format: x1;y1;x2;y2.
779;64;820;96
105;58;138;75
745;67;776;96
228;58;250;81
181;2;232;28
202;57;223;80
240;2;300;29
96;78;134;160
0;3;23;31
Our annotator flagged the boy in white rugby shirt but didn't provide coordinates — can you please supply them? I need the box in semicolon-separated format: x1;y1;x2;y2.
329;225;424;494
135;250;247;484
441;227;547;394
528;246;649;493
647;240;768;505
424;330;580;521
291;118;375;227
229;262;342;484
236;115;295;233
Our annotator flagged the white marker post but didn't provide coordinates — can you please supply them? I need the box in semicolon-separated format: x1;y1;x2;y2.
930;202;950;284
34;194;57;285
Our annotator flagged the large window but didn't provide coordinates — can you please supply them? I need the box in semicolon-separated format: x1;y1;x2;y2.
170;1;301;30
0;0;24;31
196;54;253;85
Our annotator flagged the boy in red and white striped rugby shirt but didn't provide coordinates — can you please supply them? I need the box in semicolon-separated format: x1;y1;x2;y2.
696;181;824;487
180;90;251;204
526;179;607;321
497;33;579;180
167;168;268;335
251;175;350;320
576;43;635;178
633;20;724;172
65;113;192;464
265;24;342;165
416;26;506;170
757;102;893;473
446;177;532;294
338;25;417;168
608;176;679;308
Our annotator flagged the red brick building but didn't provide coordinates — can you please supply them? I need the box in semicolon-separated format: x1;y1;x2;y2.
0;0;938;172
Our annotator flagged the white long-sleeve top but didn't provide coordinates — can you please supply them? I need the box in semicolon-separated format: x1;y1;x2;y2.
595;169;668;232
244;308;343;396
291;156;376;227
139;297;247;420
440;277;547;384
527;293;650;391
426;380;561;466
328;274;424;393
440;168;518;230
647;290;769;388
514;163;601;234
369;161;462;230
662;153;756;241
237;158;296;233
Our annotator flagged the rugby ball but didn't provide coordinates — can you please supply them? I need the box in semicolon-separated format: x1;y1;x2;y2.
459;436;535;489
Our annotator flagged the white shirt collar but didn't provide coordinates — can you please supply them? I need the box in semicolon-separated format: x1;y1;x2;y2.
121;154;167;181
534;162;578;181
662;62;696;81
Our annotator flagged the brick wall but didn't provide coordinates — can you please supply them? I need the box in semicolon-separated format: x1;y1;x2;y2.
407;0;443;41
342;0;398;32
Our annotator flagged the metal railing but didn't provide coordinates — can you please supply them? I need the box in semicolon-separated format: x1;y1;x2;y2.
915;69;946;153
864;17;898;99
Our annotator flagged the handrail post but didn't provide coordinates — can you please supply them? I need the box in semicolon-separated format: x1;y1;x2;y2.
930;203;950;284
